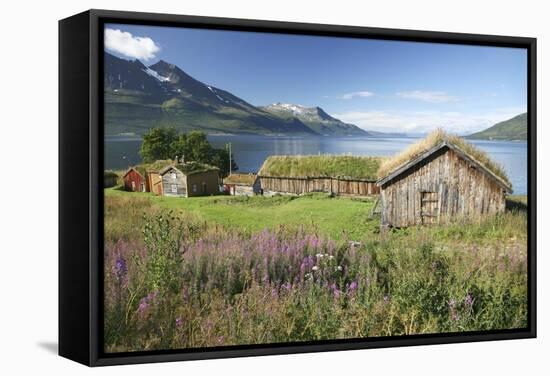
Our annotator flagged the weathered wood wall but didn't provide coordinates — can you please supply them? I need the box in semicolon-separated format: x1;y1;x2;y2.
147;172;164;196
186;171;220;197
380;148;506;227
259;176;379;196
161;168;187;197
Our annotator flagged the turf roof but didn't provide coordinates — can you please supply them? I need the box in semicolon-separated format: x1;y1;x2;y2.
258;155;382;181
223;173;258;185
377;129;511;187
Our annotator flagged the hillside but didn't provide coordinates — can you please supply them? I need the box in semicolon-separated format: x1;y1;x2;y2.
261;103;369;136
104;52;371;137
467;113;527;141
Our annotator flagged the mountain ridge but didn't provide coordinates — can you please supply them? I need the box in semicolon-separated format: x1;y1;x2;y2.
467;113;527;141
104;52;373;137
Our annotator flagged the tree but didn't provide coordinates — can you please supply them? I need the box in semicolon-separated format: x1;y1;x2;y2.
139;127;238;177
184;131;212;163
139;127;178;163
210;148;238;178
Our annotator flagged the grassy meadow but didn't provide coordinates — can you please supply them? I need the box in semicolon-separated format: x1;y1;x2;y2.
104;189;528;352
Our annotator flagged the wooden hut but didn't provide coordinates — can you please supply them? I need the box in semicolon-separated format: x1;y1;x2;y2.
122;166;147;192
104;171;119;188
144;160;173;195
376;131;512;227
122;160;173;194
223;173;261;196
258;155;381;196
159;162;220;197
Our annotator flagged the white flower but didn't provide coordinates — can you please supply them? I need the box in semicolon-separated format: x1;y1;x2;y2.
312;266;319;271
329;255;334;260
316;253;323;258
336;266;343;271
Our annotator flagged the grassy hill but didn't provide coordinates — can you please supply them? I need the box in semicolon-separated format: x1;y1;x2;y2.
468;113;527;141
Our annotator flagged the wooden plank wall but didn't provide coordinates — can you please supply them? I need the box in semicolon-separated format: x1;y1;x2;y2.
259;176;379;196
380;148;506;227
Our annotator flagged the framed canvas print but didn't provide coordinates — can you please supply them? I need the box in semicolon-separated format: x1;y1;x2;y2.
59;9;536;366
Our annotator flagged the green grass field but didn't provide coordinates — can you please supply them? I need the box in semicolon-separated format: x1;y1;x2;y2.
105;189;380;240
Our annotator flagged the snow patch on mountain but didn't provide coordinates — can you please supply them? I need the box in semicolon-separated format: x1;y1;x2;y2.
207;86;230;103
142;68;170;82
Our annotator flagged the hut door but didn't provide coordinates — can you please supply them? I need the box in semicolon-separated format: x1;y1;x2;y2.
420;191;439;225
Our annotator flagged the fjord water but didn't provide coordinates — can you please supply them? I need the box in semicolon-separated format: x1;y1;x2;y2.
105;135;528;195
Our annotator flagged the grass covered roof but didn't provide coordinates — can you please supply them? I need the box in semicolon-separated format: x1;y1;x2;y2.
168;161;219;176
224;173;258;185
258;155;382;181
104;170;119;178
377;129;511;187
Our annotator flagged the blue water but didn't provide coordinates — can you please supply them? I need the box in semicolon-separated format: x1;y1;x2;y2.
105;135;528;194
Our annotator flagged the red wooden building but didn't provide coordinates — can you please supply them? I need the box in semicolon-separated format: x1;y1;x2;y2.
122;166;147;192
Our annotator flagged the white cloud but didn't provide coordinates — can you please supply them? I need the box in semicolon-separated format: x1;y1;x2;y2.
340;91;374;100
333;107;526;134
396;90;458;103
104;28;160;61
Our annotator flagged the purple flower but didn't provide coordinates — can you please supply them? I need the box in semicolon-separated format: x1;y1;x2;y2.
464;294;474;307
112;256;128;282
175;317;183;327
137;291;158;318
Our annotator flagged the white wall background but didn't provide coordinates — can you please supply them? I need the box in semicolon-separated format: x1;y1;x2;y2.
0;0;547;374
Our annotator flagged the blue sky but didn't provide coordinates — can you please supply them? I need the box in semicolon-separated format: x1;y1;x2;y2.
105;23;527;134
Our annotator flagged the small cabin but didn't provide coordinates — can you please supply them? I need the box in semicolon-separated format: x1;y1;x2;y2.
144;160;173;195
223;173;261;196
159;162;220;197
122;166;147;192
122;160;173;194
376;132;512;228
104;171;119;188
258;155;381;196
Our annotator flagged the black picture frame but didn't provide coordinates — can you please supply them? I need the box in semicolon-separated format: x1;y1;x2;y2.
59;8;537;367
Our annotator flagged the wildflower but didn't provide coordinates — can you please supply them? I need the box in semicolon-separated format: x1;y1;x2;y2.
329;255;334;260
383;295;390;303
175;317;183;327
329;283;341;299
448;299;456;309
348;281;358;292
336;265;343;271
316;253;324;258
112;255;128;282
464;294;474;307
312;266;319;271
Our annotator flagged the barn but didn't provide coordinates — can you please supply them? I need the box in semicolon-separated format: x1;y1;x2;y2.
159;162;220;197
258;155;381;196
376;131;513;228
223;173;261;196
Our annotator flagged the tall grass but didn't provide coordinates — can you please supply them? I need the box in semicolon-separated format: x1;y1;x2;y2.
104;208;527;352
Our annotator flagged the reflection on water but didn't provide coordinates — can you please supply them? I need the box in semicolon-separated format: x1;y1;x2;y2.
105;135;528;195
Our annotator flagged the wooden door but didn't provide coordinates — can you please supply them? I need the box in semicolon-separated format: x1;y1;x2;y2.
421;191;439;225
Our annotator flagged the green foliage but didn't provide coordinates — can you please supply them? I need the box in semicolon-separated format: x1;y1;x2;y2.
139;127;178;163
139;127;237;177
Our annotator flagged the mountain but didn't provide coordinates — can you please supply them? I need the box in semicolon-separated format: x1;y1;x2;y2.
260;103;369;136
467;113;527;141
104;52;370;136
